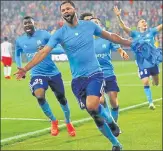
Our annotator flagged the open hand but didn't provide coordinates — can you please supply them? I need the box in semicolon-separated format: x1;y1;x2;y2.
120;51;129;60
13;67;27;80
113;6;121;16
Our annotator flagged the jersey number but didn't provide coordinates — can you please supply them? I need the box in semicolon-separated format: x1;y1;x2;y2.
144;69;148;75
34;79;43;85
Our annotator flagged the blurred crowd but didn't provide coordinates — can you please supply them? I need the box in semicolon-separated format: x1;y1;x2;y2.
1;1;163;46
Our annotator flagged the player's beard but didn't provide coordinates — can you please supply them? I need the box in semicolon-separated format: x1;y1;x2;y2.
63;12;75;24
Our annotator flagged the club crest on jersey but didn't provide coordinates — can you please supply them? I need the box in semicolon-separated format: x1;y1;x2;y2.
37;40;42;45
146;34;150;37
102;44;107;48
75;32;79;36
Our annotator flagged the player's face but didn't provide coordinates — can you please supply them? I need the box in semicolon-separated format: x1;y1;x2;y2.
138;19;148;31
23;18;35;35
91;18;102;27
60;3;76;24
84;16;93;21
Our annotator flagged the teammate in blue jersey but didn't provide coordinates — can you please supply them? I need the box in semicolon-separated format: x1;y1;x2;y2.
14;16;76;137
80;13;129;123
14;2;135;151
91;17;129;122
114;6;162;110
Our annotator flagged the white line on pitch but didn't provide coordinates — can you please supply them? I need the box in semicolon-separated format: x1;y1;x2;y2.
1;97;162;144
0;118;64;122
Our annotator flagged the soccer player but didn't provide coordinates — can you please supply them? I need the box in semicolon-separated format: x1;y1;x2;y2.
80;13;129;123
79;12;94;21
14;1;134;150
1;37;13;79
14;16;76;137
113;6;163;109
91;17;129;122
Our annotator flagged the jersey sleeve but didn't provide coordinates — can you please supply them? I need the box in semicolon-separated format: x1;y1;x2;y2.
110;42;121;51
15;39;23;67
90;21;103;37
46;29;62;49
150;27;159;36
50;44;65;54
130;30;137;38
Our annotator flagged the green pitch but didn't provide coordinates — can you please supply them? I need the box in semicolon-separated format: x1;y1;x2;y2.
1;61;162;150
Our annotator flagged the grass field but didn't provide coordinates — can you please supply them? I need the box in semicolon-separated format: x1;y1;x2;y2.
1;61;162;150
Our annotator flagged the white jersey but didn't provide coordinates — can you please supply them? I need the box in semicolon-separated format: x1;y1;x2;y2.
1;41;12;57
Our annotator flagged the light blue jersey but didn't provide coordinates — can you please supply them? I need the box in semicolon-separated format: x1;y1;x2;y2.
130;27;159;69
94;37;120;78
15;30;61;77
47;20;102;79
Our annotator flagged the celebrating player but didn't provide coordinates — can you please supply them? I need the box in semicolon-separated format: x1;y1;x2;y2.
14;16;76;137
14;1;136;150
114;6;163;109
91;17;129;122
1;37;13;79
80;13;129;123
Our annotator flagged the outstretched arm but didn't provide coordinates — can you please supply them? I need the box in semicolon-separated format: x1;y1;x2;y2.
113;6;131;35
14;46;53;80
24;46;52;72
100;30;132;47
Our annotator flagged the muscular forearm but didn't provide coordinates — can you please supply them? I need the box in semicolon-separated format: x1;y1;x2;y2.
116;15;131;34
117;48;123;54
108;32;131;47
117;15;125;28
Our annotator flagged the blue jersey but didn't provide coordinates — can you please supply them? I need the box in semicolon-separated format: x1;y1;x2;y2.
15;29;60;77
130;27;159;69
47;20;102;79
94;37;120;78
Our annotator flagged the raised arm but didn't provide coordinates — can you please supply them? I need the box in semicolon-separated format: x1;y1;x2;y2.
113;6;131;35
100;30;131;47
156;24;162;32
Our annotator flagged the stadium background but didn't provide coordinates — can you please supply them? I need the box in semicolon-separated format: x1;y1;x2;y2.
1;1;162;61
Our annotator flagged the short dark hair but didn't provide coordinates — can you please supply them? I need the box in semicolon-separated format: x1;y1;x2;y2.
79;12;93;20
4;37;8;41
60;1;75;10
23;16;34;20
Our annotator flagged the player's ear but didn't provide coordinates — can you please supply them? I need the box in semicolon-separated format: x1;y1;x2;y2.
137;24;140;30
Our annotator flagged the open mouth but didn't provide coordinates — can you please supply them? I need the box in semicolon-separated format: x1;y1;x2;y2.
144;24;147;28
25;27;32;32
64;14;71;19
